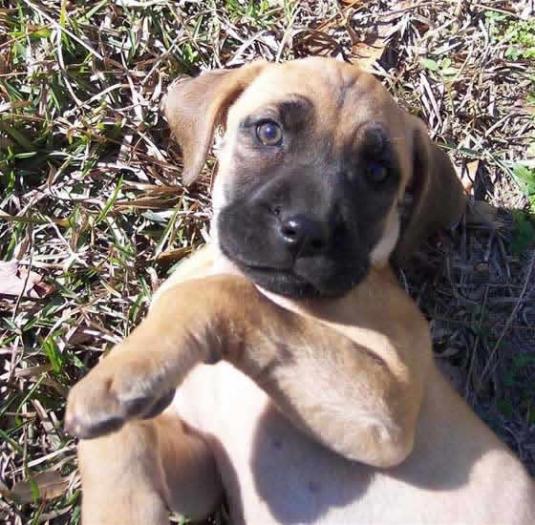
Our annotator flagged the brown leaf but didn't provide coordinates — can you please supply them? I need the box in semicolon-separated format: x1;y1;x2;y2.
153;246;191;265
67;324;95;346
347;14;397;71
14;364;53;378
8;471;69;503
350;40;386;71
465;201;504;229
0;261;42;298
462;160;479;194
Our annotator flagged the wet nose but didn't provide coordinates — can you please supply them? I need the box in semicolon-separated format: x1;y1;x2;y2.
279;215;328;255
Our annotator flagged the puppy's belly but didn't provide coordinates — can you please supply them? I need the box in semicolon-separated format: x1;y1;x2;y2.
173;363;375;523
173;364;534;525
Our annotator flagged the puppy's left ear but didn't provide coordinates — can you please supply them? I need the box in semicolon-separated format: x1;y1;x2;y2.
163;61;267;185
394;117;466;264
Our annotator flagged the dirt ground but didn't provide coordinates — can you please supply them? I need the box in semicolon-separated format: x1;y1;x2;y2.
1;1;534;523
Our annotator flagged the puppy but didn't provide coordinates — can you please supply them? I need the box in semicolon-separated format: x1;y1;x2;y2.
66;58;534;524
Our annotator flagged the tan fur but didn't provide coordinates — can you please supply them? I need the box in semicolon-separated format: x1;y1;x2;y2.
67;247;426;467
66;59;534;524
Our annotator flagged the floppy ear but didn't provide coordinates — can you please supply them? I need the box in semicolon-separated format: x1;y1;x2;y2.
163;61;267;185
393;117;466;264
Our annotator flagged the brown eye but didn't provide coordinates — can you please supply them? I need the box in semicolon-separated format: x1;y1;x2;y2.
365;161;389;183
256;121;283;146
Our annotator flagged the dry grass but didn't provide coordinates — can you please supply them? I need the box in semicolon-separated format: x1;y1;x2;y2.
0;1;534;523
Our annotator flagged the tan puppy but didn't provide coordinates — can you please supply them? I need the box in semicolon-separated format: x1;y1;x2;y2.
66;59;534;524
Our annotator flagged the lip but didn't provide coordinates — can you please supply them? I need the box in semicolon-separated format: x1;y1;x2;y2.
241;263;304;280
219;240;361;298
220;243;317;295
219;242;294;275
244;260;365;298
234;259;311;288
242;265;320;297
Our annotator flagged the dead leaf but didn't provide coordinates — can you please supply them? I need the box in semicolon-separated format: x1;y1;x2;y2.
466;201;504;229
350;39;387;71
66;324;95;345
0;479;9;497
8;471;69;503
347;21;389;71
461;160;479;194
0;260;42;298
293;30;344;58
153;246;191;265
346;5;404;71
115;193;182;210
340;0;363;6
14;364;53;378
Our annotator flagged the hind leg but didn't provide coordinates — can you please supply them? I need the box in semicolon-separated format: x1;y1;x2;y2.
78;411;222;525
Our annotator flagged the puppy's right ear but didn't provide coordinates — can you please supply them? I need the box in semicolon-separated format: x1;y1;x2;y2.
163;62;267;185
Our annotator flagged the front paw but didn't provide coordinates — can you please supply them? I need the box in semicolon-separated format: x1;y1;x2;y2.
65;349;175;439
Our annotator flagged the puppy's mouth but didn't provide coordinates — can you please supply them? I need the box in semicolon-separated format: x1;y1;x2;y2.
219;244;362;298
242;264;315;295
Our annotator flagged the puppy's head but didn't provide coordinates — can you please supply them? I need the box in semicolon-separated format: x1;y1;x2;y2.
164;58;465;298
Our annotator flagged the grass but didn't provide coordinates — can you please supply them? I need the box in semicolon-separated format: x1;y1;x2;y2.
1;1;534;523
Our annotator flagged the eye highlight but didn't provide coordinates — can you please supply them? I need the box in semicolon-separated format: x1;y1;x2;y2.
365;160;389;183
256;121;283;146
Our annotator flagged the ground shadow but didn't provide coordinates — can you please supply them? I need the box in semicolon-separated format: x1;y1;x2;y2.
402;199;535;477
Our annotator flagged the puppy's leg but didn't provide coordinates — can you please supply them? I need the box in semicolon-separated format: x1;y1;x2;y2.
79;412;222;525
67;275;427;467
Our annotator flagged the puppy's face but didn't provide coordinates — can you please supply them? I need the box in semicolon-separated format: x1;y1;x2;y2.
164;58;465;299
214;60;411;297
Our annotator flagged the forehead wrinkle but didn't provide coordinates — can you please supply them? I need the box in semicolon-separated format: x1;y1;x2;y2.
242;94;313;120
334;76;401;152
228;61;406;160
335;71;360;111
230;69;325;120
235;71;337;137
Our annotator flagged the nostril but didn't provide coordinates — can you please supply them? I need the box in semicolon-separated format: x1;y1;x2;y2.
281;220;299;242
310;238;324;251
271;205;281;217
279;215;328;253
333;222;346;240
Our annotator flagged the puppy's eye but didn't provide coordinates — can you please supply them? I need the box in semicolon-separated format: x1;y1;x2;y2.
256;121;283;146
365;161;389;183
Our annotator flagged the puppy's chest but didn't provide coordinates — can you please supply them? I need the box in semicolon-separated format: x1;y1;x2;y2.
172;362;375;523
